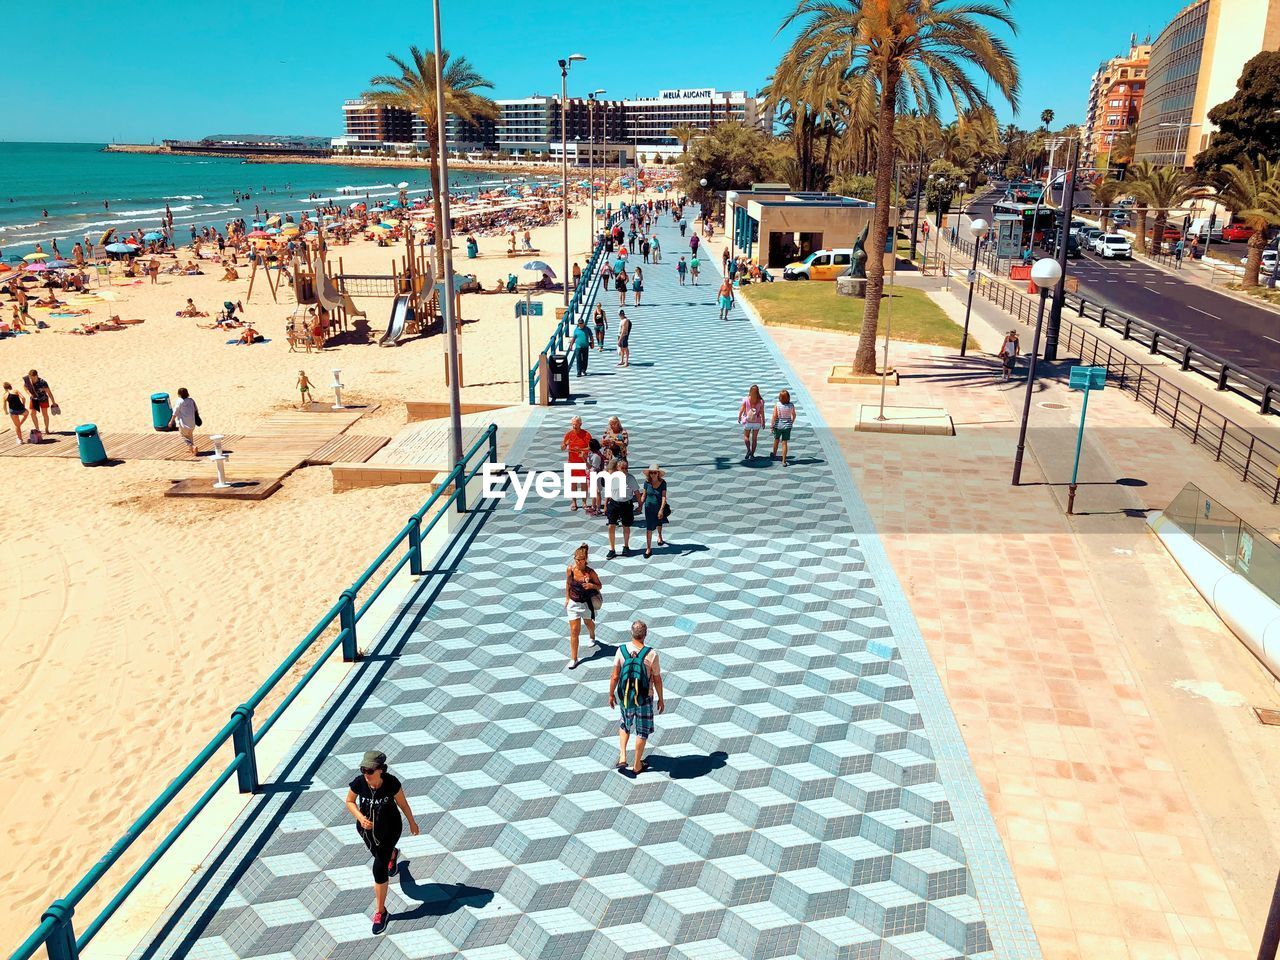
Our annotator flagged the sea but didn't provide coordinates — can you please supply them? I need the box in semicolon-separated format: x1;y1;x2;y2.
0;142;549;258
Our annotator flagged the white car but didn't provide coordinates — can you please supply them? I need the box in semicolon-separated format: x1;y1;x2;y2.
1240;249;1279;273
1098;234;1132;259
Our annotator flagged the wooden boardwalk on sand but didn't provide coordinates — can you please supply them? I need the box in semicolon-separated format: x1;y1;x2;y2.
0;405;390;501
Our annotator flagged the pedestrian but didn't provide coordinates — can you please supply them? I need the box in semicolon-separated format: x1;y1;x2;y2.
572;261;583;289
640;464;668;558
593;302;608;351
679;217;687;237
676;256;687;286
608;620;664;777
717;276;734;320
572;319;591;377
651;234;661;263
641;236;651;263
167;387;201;457
617;310;631;367
605;457;641;558
738;384;765;460
632;267;644;306
4;382;29;443
615;267;628;307
769;390;797;466
998;330;1020;382
560;415;592;511
345;750;420;936
690;233;700;257
22;369;57;434
1174;239;1184;269
690;254;700;286
585;438;606;515
566;543;603;669
602;415;629;462
297;370;314;406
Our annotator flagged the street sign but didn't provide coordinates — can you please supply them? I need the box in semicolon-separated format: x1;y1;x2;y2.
1069;365;1106;390
995;215;1023;259
1238;530;1254;573
515;301;544;318
966;269;977;284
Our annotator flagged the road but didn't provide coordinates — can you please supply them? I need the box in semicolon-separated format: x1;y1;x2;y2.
964;187;1280;382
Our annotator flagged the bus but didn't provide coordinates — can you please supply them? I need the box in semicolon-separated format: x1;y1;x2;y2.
1007;181;1044;203
992;201;1057;249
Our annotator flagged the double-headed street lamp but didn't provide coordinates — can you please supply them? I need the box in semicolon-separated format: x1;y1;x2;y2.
726;190;738;262
587;89;606;236
959;217;988;357
558;53;586;306
1012;257;1064;486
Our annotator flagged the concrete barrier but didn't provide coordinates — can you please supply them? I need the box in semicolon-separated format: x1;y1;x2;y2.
1148;511;1280;681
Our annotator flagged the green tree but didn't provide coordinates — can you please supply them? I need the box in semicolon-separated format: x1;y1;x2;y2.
1130;165;1197;255
1040;108;1054;129
667;123;700;153
677;121;784;211
365;47;498;272
1218;156;1280;287
777;0;1020;374
1194;52;1280;185
1090;177;1124;233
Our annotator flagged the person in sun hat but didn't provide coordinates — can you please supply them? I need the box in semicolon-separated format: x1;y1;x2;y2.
640;464;668;558
345;749;420;936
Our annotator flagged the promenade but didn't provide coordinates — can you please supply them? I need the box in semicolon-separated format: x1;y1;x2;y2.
133;210;1037;960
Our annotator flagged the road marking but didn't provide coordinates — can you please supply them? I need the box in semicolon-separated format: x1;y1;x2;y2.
1265;336;1280;345
1186;305;1220;320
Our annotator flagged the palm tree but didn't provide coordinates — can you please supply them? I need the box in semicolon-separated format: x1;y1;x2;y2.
1125;160;1155;254
365;47;498;273
1090;177;1124;233
777;0;1020;374
667;123;700;154
1218;156;1280;287
1040;108;1054;129
1131;164;1196;255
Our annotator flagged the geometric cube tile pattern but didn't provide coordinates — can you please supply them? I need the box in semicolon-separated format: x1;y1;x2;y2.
132;211;1038;960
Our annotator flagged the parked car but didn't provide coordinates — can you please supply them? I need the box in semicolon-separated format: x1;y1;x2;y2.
783;248;853;280
1045;231;1082;258
1081;227;1103;248
1240;249;1279;272
1090;232;1111;254
1098;234;1132;259
1147;224;1183;243
1186;217;1224;241
1112;212;1131;227
1222;223;1255;242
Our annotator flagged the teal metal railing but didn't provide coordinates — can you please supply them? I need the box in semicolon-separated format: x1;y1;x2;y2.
527;211;621;405
10;424;500;960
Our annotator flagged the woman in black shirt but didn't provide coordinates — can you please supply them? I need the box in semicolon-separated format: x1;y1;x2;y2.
346;749;420;935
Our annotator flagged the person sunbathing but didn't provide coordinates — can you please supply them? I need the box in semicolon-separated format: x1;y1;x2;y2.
237;325;261;345
34;294;64;308
220;264;240;281
178;298;208;318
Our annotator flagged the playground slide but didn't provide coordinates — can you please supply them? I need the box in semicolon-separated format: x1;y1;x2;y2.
379;294;412;347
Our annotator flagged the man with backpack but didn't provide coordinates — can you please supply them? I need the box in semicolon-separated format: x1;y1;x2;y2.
608;620;664;777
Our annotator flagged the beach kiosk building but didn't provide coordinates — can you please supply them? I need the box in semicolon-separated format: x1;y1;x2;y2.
724;189;897;270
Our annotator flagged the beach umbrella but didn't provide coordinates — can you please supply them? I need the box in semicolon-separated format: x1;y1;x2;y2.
247;230;271;239
25;262;49;272
522;260;556;278
266;215;281;226
143;231;164;241
47;259;73;269
264;227;280;235
251;220;265;228
305;230;319;238
397;181;409;190
280;225;301;236
24;252;49;262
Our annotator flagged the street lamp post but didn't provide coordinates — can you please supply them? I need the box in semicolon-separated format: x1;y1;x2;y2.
588;89;605;237
559;53;586;307
726;190;738;264
960;217;989;357
1046;137;1081;361
431;0;464;500
1012;257;1064;485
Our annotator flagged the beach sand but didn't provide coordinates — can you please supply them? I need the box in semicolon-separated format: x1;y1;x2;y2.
0;187;664;951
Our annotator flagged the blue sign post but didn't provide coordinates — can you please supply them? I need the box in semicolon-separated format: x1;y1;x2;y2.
1067;365;1106;514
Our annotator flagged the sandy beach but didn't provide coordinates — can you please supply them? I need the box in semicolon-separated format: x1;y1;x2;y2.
0;184;666;952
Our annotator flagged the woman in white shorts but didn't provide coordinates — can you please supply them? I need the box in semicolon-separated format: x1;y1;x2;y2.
737;384;766;460
565;543;602;670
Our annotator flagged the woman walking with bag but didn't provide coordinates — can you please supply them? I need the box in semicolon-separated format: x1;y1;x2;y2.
640;464;668;558
566;543;602;669
737;384;765;460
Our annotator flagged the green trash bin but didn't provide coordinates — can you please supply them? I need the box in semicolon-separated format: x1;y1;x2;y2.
76;423;107;466
150;392;173;431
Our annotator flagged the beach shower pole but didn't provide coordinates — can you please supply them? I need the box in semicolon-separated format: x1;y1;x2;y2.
588;89;606;238
433;0;464;501
559;54;586;308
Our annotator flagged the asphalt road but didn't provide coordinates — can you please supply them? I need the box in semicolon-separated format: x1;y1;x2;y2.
965;188;1280;383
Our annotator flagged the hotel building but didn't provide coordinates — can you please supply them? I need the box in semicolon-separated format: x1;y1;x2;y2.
1131;0;1280;167
1081;38;1151;169
335;88;762;164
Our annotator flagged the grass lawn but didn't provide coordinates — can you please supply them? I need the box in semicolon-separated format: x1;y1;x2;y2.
741;280;964;348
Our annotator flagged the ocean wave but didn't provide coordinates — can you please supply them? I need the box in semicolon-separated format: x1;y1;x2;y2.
164;194;205;200
0;221;42;233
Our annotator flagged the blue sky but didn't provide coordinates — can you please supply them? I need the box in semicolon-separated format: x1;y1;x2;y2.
8;0;1190;142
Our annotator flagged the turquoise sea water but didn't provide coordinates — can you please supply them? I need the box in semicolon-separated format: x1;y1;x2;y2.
0;142;544;256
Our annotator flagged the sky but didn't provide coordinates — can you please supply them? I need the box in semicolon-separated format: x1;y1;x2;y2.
7;0;1193;143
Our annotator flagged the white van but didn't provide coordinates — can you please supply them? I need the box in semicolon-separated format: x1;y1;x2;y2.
1186;217;1223;241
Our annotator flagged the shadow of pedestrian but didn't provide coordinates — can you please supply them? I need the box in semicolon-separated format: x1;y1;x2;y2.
395;864;494;920
645;751;729;780
578;642;617;667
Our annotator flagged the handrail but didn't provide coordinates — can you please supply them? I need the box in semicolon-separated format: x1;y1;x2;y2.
10;423;501;960
528;209;623;404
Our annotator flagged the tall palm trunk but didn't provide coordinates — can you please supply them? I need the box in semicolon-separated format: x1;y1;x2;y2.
854;66;900;375
1244;231;1266;287
1134;205;1148;255
1151;211;1167;256
427;145;445;276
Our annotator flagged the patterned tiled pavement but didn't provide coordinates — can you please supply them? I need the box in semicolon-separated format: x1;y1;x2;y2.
136;211;1039;960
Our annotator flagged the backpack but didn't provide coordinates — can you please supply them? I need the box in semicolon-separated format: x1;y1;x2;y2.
616;645;651;708
28;428;42;444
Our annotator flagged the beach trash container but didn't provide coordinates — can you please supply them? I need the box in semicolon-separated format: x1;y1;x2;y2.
548;353;570;401
76;424;107;466
150;392;173;431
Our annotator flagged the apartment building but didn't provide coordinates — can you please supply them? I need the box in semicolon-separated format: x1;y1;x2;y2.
1082;38;1151;168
